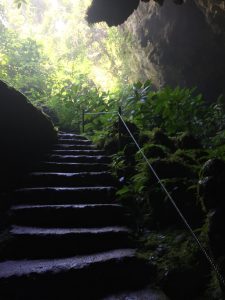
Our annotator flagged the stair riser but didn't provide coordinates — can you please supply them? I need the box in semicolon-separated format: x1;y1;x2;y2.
58;139;93;145
13;188;116;205
52;150;104;156
11;207;127;227
54;144;97;150
0;258;152;300
37;163;109;173
25;174;115;188
48;155;111;164
52;149;104;156
1;232;132;260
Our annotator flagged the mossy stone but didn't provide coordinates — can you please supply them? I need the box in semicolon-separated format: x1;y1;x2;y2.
148;178;203;228
151;128;176;151
149;158;196;181
136;144;168;160
200;158;225;178
177;132;202;150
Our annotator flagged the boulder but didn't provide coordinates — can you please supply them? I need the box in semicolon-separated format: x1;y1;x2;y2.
177;132;202;150
151;128;176;151
0;81;57;190
149;158;195;181
148;178;203;228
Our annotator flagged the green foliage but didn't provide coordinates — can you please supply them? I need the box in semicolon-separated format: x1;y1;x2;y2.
0;26;52;101
14;0;27;9
121;82;225;146
0;0;141;130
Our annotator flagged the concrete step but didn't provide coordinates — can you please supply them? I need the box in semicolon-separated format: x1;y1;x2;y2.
37;162;109;172
54;144;97;150
0;226;133;260
25;172;116;187
11;204;128;227
52;149;105;156
13;186;116;205
58;138;93;145
48;154;111;164
0;249;153;300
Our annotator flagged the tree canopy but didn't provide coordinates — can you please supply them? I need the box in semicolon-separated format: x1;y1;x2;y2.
0;0;145;128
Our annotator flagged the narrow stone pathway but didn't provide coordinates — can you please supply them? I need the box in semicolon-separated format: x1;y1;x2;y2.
0;132;160;299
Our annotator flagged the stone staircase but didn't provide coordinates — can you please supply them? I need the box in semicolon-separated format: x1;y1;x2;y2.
0;132;155;300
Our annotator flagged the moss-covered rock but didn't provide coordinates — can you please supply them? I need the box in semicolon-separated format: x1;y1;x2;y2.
200;158;225;178
123;143;138;162
176;132;202;150
151;128;176;151
171;149;210;175
148;158;196;181
198;176;221;211
171;149;197;165
103;135;133;154
198;158;225;210
139;144;168;159
138;229;210;299
112;120;140;138
148;178;203;228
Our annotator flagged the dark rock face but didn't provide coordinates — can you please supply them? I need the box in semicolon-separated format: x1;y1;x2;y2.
86;0;184;26
86;0;140;26
87;0;225;101
0;81;57;190
123;0;225;100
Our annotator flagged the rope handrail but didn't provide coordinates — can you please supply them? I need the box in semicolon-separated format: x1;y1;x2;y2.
83;108;225;288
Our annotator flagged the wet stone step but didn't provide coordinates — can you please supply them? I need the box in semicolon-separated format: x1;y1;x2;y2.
0;249;153;300
58;133;87;140
48;154;111;164
25;172;116;187
37;162;109;172
0;226;132;260
54;144;97;150
13;186;116;205
11;204;128;227
51;149;105;156
58;138;93;145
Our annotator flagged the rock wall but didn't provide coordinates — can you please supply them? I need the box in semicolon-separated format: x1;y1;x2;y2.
0;80;57;191
196;0;225;37
122;0;225;100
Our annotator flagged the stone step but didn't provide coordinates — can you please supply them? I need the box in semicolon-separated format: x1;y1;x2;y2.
0;249;153;300
48;154;111;164
58;138;93;145
38;162;109;172
13;186;116;205
103;288;169;300
52;149;105;156
11;204;128;227
0;226;132;260
58;133;87;140
54;143;97;150
25;172;116;187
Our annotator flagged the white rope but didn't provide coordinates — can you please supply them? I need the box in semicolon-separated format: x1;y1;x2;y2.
118;112;225;287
